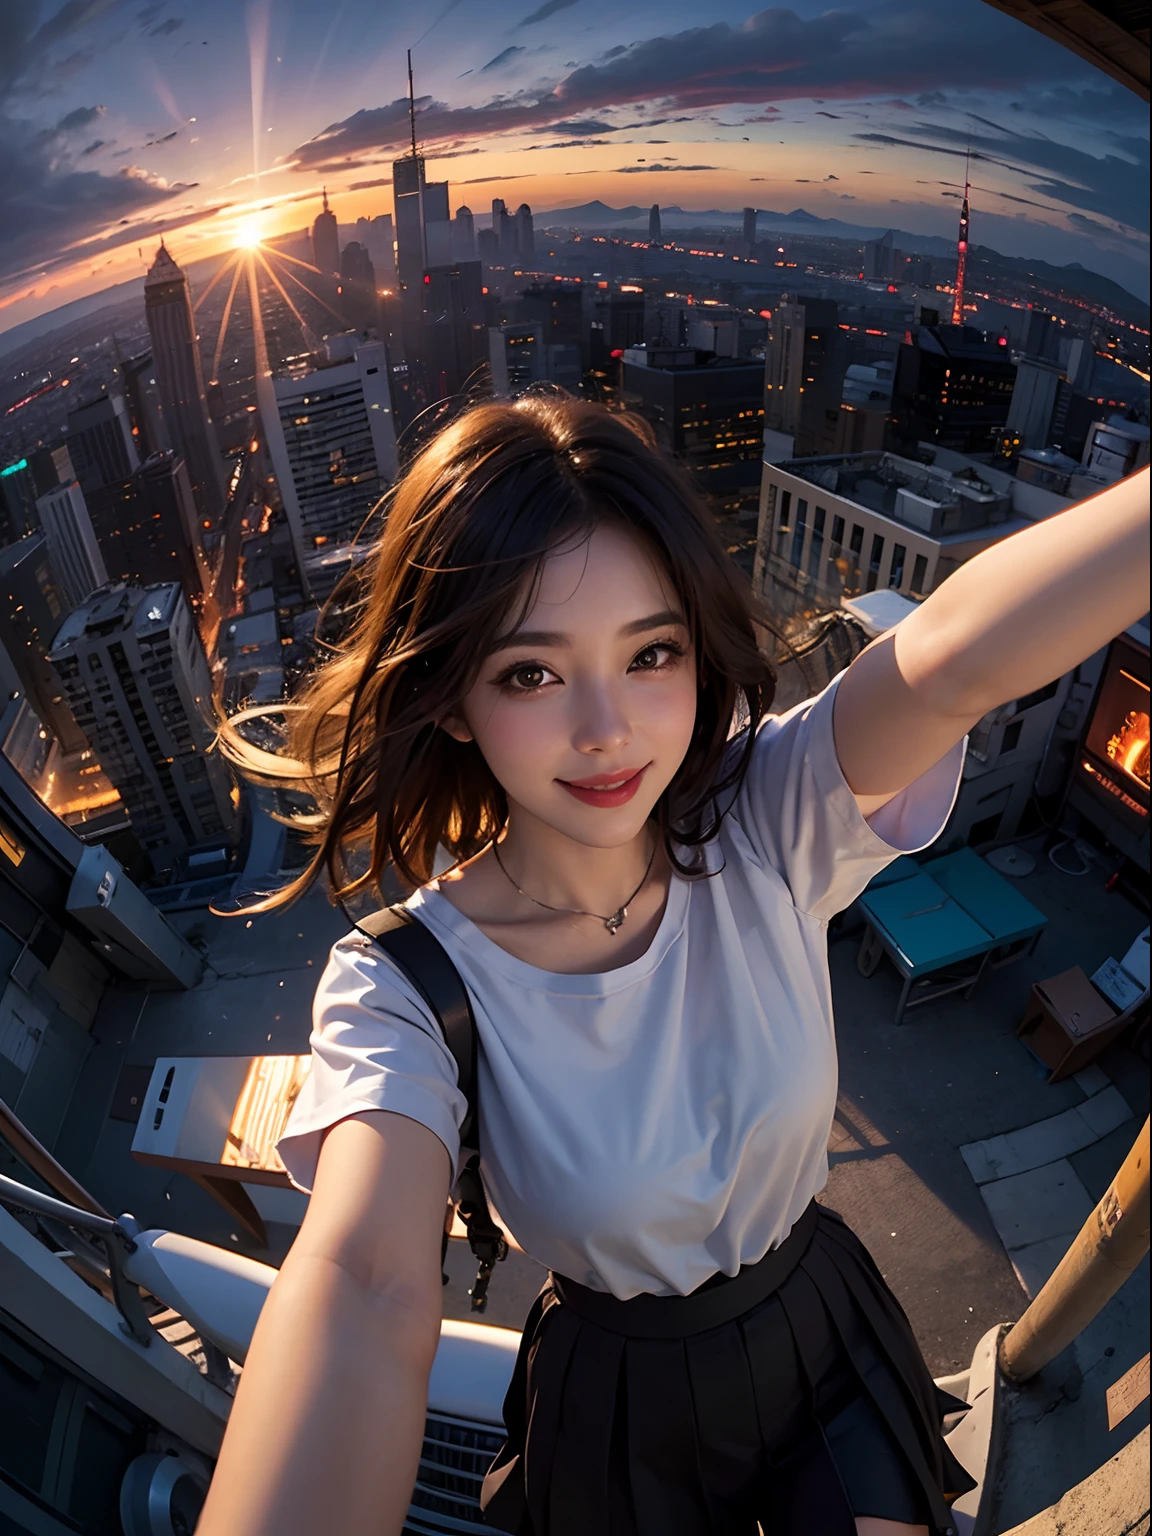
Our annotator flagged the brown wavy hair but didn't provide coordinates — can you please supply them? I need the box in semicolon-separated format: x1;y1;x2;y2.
218;393;776;909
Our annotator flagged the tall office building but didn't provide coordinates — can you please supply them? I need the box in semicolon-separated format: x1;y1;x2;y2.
1005;359;1063;451
453;206;476;260
48;582;238;869
119;353;166;458
0;457;39;546
394;153;428;290
514;204;535;259
862;230;900;283
270;339;399;579
889;325;1017;457
422;261;488;400
65;393;139;494
312;189;341;277
620;347;765;504
495;200;517;262
364;214;396;281
0;535;87;753
87;451;206;601
648;204;661;244
489;322;545;398
144;243;225;527
423;181;452;267
763;296;846;456
589;290;646;371
34;481;108;609
339;241;378;331
742;206;757;250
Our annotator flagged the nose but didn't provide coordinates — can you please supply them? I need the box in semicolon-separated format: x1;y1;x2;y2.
570;676;631;756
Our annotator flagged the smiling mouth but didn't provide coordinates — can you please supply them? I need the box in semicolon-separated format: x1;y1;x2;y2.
557;766;649;807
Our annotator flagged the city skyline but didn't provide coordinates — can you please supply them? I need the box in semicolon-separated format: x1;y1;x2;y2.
1;0;1149;339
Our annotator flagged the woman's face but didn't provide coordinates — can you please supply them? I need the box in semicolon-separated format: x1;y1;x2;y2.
443;522;698;850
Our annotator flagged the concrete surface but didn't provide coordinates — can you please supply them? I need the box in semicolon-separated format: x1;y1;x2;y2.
1000;1425;1149;1536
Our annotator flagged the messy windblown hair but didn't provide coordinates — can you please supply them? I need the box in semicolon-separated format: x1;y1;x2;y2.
217;393;776;909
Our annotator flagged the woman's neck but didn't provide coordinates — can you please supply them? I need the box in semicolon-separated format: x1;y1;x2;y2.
494;809;656;920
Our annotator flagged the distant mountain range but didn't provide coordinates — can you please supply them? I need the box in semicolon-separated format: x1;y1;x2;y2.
3;198;1144;359
538;200;1148;314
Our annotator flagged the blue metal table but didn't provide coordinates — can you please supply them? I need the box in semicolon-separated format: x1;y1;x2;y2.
919;846;1049;965
857;871;998;1024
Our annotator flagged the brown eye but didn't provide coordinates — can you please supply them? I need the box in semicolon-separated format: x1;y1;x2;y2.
514;665;546;689
632;646;664;670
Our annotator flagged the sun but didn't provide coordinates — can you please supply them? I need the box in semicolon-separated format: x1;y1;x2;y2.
235;221;264;249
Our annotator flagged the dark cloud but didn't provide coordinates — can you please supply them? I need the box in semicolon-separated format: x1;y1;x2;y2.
519;0;581;24
347;177;393;190
856;116;1148;233
481;47;524;73
80;138;106;155
1065;212;1149;253
611;163;719;174
545;118;614;135
135;3;165;26
291;3;1090;177
56;104;105;133
815;111;842;119
149;17;183;37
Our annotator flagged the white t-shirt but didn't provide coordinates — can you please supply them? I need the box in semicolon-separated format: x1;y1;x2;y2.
278;673;965;1300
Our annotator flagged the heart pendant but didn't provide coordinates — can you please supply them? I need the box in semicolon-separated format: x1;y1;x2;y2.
605;909;626;935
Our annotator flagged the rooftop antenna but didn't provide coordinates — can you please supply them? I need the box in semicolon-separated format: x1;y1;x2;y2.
407;49;419;159
950;142;971;327
322;185;329;212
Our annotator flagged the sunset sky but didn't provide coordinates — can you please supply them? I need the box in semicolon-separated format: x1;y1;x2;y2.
2;0;1148;335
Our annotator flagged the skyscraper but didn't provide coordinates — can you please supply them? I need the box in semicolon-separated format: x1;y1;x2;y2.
394;154;427;292
950;162;971;326
423;181;452;267
339;241;378;331
742;206;757;250
34;481;108;608
0;534;87;753
364;214;396;281
453;206;476;260
65;393;139;494
48;582;238;870
422;261;488;400
144;243;225;527
763;296;846;455
496;200;517;261
0;458;39;547
312;188;341;277
86;451;206;600
270;339;399;580
514;204;535;259
648;204;662;244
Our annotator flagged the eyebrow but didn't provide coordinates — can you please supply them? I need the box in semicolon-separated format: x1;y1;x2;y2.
491;607;688;653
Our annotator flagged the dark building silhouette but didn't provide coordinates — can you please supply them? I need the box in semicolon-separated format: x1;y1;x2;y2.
514;204;535;258
0;457;40;547
339;240;378;331
66;394;139;495
742;206;757;249
87;451;206;603
648;204;661;244
394;154;428;291
453;206;476;260
311;188;341;277
516;283;583;349
120;351;166;457
589;291;646;371
889;325;1017;457
422;261;489;400
28;444;75;498
763;296;847;456
0;535;87;752
144;243;225;528
620;348;765;503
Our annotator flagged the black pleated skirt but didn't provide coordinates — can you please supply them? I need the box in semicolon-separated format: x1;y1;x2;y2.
479;1202;975;1535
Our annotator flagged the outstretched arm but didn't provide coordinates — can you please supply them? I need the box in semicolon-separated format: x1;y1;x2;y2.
832;466;1150;815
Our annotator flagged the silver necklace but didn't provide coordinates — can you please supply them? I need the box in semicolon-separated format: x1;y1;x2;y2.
491;837;658;935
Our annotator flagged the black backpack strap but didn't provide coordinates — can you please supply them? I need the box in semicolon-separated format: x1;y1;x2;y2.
352;905;508;1312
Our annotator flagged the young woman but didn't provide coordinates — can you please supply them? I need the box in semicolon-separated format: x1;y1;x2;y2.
201;395;1148;1536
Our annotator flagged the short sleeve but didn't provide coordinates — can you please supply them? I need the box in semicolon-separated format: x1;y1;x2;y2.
730;670;965;922
276;930;467;1193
